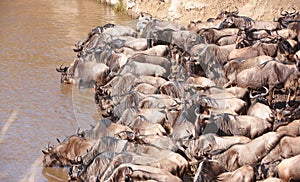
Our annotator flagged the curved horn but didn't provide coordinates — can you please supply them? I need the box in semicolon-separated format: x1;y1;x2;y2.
194;107;200;116
76;127;84;137
158;105;167;110
233;6;239;15
261;86;269;97
56;138;61;144
280;9;288;16
173;99;183;105
56;64;64;72
47;142;51;150
289;7;297;16
249;89;260;99
249;86;269;99
283;110;291;116
249;89;255;99
200;113;211;120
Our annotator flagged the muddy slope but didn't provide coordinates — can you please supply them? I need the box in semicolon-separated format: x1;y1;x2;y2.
126;0;299;26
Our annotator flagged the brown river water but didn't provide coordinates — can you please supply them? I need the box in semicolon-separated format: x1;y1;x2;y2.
0;0;133;181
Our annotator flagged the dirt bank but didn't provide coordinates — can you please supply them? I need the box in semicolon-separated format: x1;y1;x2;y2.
125;0;300;26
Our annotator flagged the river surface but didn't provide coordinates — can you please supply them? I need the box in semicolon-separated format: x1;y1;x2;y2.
0;0;133;181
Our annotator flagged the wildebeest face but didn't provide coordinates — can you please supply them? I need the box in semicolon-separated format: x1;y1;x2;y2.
42;148;63;167
136;14;152;33
56;64;72;83
56;59;80;84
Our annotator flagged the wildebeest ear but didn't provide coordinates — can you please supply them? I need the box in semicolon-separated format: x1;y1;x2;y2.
42;150;49;155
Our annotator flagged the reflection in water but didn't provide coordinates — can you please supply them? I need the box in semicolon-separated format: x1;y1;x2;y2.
42;167;69;182
0;0;133;181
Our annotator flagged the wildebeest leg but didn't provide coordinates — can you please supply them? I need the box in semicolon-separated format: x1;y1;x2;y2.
94;92;100;105
286;88;291;107
147;39;152;49
291;80;299;101
268;87;274;106
78;79;83;89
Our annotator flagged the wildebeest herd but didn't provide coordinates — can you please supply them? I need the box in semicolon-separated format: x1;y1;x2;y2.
50;7;300;181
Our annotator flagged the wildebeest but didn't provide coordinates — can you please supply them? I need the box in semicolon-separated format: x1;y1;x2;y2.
196;92;247;115
42;135;94;167
228;42;278;61
186;76;216;89
275;154;300;182
211;131;288;171
194;164;255;182
189;43;235;86
103;25;138;37
247;101;274;123
128;53;171;71
138;16;185;37
235;60;300;105
195;111;271;138
223;55;273;88
186;133;251;159
99;163;183;182
220;14;277;31
118;61;167;77
200;28;239;44
73;146;188;181
259;136;300;178
276;119;300;136
277;39;298;62
193;159;225;182
52;8;300;182
76;118;133;140
56;59;110;87
117;44;170;57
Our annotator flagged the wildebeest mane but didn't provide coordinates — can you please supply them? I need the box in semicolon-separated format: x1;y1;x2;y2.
206;113;233;136
257;60;271;70
196;44;228;86
278;39;295;55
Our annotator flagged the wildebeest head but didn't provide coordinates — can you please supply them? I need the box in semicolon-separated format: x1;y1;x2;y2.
219;16;236;29
42;142;65;167
216;7;239;20
56;64;68;72
42;135;92;167
136;12;153;33
56;64;69;83
194;159;226;182
56;59;79;84
274;8;300;29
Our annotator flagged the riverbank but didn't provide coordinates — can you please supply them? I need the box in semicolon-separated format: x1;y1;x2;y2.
102;0;299;26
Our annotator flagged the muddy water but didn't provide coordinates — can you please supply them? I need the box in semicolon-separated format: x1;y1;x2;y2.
0;0;133;181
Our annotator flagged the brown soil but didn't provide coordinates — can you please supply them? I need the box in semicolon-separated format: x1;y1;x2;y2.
127;0;300;26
